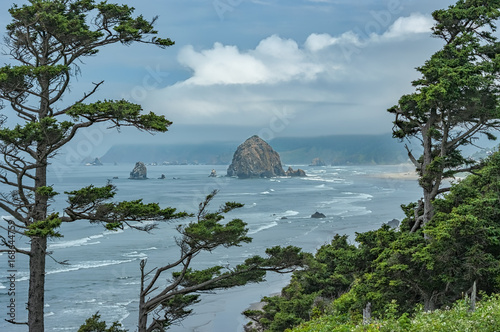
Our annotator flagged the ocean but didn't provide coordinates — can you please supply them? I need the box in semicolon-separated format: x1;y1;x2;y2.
0;163;422;331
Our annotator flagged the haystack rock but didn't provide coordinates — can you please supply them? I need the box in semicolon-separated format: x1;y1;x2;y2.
227;135;286;178
129;161;147;180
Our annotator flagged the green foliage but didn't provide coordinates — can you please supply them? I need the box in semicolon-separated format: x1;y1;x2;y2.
138;191;306;331
292;294;500;332
66;100;172;133
7;0;174;53
244;235;359;331
180;217;251;250
35;186;59;198
25;213;62;238
388;0;500;229
66;184;116;207
252;150;500;331
0;117;74;147
0;1;176;331
158;294;200;329
78;312;127;332
64;184;190;231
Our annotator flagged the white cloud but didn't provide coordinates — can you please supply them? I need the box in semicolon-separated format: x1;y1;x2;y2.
381;13;434;40
177;35;325;86
178;43;269;85
145;13;437;136
175;13;432;88
304;31;362;52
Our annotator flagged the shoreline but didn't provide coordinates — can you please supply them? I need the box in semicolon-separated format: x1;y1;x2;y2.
368;171;419;180
367;164;419;180
247;292;281;311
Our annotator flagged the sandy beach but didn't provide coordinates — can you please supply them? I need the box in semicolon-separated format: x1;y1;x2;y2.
366;164;419;180
370;171;419;180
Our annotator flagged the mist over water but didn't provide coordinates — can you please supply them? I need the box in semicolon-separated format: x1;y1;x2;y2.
0;163;421;331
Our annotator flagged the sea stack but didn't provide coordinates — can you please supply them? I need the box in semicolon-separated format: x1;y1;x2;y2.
285;166;306;177
227;135;286;178
129;161;147;180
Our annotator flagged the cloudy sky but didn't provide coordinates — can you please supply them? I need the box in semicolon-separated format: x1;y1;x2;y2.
0;0;457;151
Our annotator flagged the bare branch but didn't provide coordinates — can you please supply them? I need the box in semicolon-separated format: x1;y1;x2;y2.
54;80;104;116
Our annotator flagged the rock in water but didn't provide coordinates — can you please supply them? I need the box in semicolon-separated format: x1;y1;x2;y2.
129;161;148;180
285;166;306;177
311;212;326;218
227;135;286;178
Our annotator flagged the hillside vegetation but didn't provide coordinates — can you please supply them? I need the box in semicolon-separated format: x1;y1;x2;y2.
292;294;500;332
244;150;500;331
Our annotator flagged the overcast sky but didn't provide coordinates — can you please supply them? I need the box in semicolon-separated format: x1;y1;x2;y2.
0;0;458;153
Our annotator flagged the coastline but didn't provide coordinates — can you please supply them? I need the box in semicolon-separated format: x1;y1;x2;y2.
247;292;280;311
366;164;419;180
369;171;419;180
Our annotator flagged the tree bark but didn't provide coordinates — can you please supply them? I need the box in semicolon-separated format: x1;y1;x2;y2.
138;260;148;332
420;110;438;230
28;157;48;331
28;236;47;332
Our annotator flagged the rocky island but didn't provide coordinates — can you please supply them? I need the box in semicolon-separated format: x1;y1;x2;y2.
129;161;148;180
227;135;305;178
227;135;286;178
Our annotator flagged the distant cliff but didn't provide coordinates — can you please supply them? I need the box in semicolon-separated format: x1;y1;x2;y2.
99;134;409;165
271;134;408;165
100;142;236;165
227;136;286;178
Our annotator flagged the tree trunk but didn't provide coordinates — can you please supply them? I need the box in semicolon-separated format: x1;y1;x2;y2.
28;236;47;332
423;294;436;312
138;297;148;332
422;189;434;239
29;159;48;331
138;261;148;332
420;110;439;230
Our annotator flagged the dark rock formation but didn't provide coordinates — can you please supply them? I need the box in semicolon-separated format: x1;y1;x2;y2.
311;212;326;218
310;158;326;166
209;169;217;177
227;135;286;178
285;167;306;177
129;162;147;180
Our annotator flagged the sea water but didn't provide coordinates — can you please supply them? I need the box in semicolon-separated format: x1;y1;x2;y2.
0;163;422;331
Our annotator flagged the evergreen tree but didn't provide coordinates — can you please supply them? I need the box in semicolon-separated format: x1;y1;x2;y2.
388;0;500;231
137;190;306;332
0;1;176;330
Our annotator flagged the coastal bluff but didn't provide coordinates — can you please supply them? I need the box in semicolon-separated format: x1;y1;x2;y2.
227;135;287;178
